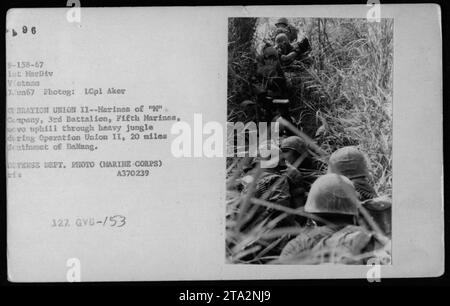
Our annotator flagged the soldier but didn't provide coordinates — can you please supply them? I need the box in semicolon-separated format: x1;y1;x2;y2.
279;173;391;264
280;136;305;165
239;142;296;261
274;17;298;43
241;141;293;229
327;146;377;201
280;136;308;209
327;146;391;236
255;46;287;96
280;135;319;184
252;46;290;122
274;32;311;67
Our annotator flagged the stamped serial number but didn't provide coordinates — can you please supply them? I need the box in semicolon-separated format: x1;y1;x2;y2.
51;215;126;228
117;169;149;177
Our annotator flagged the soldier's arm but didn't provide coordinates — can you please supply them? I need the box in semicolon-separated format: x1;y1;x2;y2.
281;52;298;62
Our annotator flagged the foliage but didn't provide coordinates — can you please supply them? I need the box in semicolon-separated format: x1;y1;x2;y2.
226;18;393;264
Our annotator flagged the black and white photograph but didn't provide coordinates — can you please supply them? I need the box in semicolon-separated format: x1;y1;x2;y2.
226;17;393;264
3;4;444;284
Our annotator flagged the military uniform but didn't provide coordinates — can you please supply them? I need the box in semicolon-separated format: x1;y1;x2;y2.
253;46;291;122
254;168;291;208
327;146;378;201
255;64;287;97
282;165;306;207
280;136;309;210
361;197;392;237
254;46;287;96
327;146;391;236
273;18;299;43
279;174;391;264
274;31;311;67
241;154;294;231
240;164;295;262
280;223;390;264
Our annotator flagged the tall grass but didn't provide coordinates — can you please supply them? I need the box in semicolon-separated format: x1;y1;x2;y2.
298;18;393;196
227;18;393;264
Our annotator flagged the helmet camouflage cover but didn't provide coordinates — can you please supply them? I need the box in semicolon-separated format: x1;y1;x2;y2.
305;173;360;216
274;27;290;38
327;146;370;179
281;136;307;155
275;32;289;45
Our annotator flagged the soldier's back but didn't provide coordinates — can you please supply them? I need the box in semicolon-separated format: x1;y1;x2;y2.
280;225;335;259
279;224;389;264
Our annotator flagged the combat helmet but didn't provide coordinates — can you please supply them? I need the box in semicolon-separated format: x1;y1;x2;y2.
327;146;370;179
275;32;289;45
305;173;360;216
281;136;307;155
274;27;290;38
275;17;289;26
